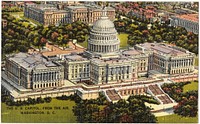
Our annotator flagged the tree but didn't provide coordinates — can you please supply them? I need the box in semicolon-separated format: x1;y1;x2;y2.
155;34;162;42
4;43;15;53
73;95;156;123
51;32;59;42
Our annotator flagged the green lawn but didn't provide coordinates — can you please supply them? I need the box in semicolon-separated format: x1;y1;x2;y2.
118;33;129;48
183;81;198;93
78;36;88;48
9;12;24;17
1;99;77;123
20;16;41;26
77;33;129;49
9;11;40;26
157;114;198;123
195;57;198;66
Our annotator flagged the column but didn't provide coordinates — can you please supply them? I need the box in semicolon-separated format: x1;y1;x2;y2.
48;72;50;81
182;60;183;67
36;74;39;82
99;45;101;52
43;73;45;81
52;72;54;81
50;72;52;81
46;73;48;81
184;60;186;67
54;72;56;80
40;73;42;82
88;44;90;51
56;72;58;80
33;74;35;82
41;73;43;81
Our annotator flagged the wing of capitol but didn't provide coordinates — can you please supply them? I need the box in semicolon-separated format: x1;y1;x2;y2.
2;7;197;104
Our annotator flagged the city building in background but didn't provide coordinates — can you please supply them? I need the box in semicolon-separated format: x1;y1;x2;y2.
24;2;115;26
170;14;199;34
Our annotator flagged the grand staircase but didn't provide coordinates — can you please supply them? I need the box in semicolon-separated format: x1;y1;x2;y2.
148;84;174;104
105;89;121;102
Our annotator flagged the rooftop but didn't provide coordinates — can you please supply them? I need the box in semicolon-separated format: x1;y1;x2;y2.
28;3;68;12
64;54;88;61
66;4;114;11
42;41;85;57
92;56;132;65
138;43;187;56
7;52;61;70
176;14;198;23
122;48;142;56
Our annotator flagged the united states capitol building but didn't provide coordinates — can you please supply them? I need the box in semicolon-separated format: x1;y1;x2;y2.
2;8;196;102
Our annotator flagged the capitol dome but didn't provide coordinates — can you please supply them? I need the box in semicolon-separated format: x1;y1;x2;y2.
93;16;115;30
87;7;120;57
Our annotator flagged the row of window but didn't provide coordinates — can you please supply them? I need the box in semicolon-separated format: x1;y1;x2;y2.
33;82;59;89
110;75;130;81
171;68;191;74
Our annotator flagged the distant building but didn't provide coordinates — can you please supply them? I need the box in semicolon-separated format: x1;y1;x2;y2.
129;5;158;22
24;3;70;26
24;3;115;26
65;5;115;24
12;1;24;8
2;1;14;8
47;1;81;7
170;14;199;34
